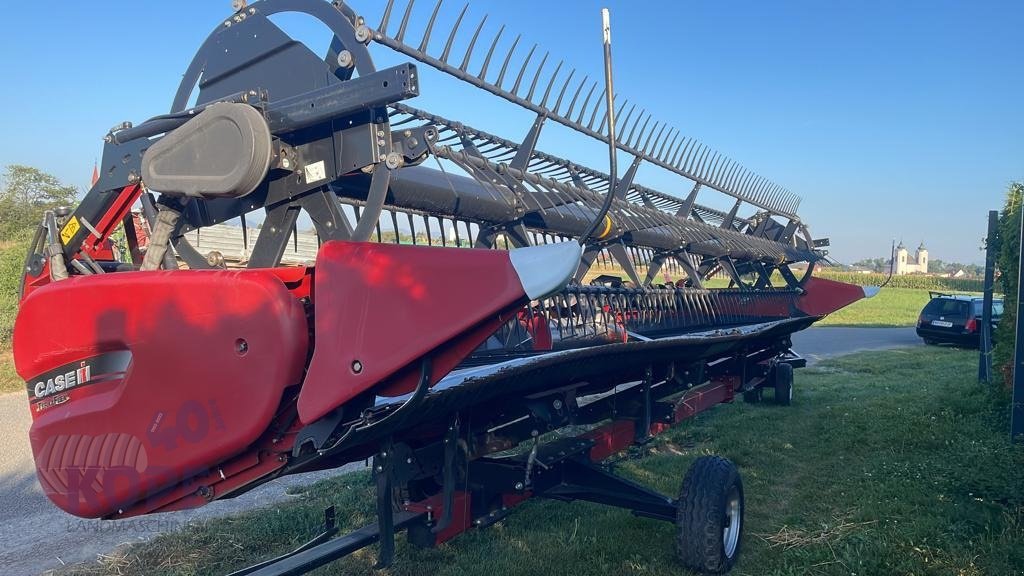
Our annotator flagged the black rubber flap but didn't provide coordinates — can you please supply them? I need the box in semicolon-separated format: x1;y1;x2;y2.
142;103;272;198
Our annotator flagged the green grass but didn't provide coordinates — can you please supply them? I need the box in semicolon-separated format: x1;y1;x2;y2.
0;239;26;393
58;348;1024;576
816;287;931;327
0;346;20;394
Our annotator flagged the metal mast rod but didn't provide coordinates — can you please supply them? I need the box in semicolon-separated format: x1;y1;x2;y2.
580;7;618;245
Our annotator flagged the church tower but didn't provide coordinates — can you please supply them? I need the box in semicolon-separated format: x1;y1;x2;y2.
916;242;928;273
895;241;908;275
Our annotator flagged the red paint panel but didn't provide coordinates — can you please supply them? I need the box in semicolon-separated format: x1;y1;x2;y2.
796;276;869;317
405;491;472;544
582;419;636;461
298;241;527;424
13;270;307;518
673;382;732;422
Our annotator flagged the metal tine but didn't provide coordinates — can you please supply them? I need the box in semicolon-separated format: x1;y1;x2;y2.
629;113;652;150
524;51;550;101
692;143;708;172
677;138;697;169
688;144;708;174
563;75;588;119
694;147;713;178
660;129;679;162
624;109;646;148
618;103;637;135
389;210;400;244
703;153;722;182
733;167;749;193
746;174;763;198
395;0;416;43
641;121;662;153
511;44;538;95
707;156;724;186
550;67;575;113
495;34;522;88
380;0;396;35
440;3;469;63
743;175;759;199
406;212;417;245
598;97;626;135
744;172;759;197
724;162;741;190
650;125;671;159
734;170;749;195
418;0;444;52
712;157;729;185
585;87;608;130
459;14;488;72
475;24;505;79
574;81;597;124
720;158;735;187
538;59;564;108
669;136;687;166
733;167;748;193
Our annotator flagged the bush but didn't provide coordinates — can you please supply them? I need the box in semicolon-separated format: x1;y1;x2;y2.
0;236;29;345
993;183;1024;389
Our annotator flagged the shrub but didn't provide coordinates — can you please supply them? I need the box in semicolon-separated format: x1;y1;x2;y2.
993;183;1024;389
0;236;29;345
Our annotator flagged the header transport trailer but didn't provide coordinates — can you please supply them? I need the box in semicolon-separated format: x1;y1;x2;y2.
12;1;873;573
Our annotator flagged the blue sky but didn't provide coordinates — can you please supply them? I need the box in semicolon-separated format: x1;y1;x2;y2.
1;0;1021;264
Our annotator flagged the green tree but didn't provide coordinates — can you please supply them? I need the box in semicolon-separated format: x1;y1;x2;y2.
0;164;78;240
993;182;1024;389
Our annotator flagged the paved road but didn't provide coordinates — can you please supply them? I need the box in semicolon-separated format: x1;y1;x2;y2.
0;326;920;575
791;326;921;364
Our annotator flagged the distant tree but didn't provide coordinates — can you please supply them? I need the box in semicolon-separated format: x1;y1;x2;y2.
852;257;888;272
0;165;78;240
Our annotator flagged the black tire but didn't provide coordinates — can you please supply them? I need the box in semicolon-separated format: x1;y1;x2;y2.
676;456;744;574
742;389;761;404
774;363;793;406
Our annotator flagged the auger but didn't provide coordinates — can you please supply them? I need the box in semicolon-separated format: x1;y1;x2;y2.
12;1;874;573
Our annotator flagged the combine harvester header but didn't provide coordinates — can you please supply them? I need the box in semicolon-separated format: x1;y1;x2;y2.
13;0;873;573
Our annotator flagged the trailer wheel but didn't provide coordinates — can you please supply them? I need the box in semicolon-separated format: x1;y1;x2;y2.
676;456;744;574
774;363;793;406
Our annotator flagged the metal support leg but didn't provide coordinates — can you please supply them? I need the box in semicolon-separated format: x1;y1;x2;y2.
373;444;395;568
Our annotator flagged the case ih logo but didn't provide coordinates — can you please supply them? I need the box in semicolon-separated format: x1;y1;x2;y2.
34;364;93;400
28;351;132;409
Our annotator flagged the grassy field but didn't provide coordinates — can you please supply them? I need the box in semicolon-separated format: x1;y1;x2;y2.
58;347;1024;576
815;287;931;327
